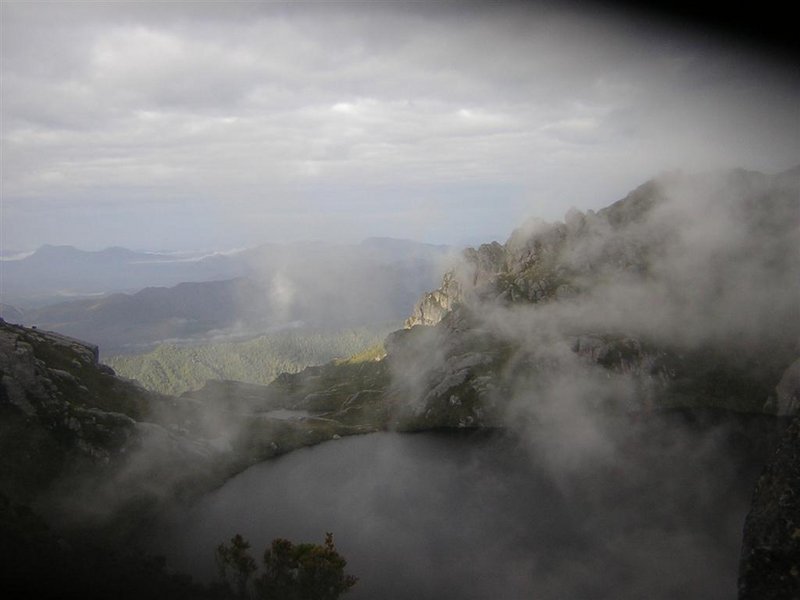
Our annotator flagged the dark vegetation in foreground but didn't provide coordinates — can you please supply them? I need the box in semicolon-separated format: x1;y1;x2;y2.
0;492;220;600
1;492;356;600
216;533;357;600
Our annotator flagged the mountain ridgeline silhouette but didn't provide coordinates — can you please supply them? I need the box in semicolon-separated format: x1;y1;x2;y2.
5;239;452;354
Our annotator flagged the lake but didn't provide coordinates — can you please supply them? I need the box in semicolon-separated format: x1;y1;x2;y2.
153;422;762;599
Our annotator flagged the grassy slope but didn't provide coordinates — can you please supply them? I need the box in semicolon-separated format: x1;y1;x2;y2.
105;325;395;396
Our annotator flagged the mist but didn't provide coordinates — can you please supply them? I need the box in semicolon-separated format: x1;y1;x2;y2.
154;423;774;599
392;168;798;403
135;168;797;598
8;238;456;355
10;169;796;600
321;167;797;595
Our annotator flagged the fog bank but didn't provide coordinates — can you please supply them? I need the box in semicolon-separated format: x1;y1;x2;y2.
154;422;776;599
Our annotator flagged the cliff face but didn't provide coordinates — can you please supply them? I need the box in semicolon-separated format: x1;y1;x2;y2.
0;320;140;503
739;418;800;599
404;271;463;328
0;319;236;598
408;170;797;334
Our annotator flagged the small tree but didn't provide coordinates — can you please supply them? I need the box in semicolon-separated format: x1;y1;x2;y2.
216;534;257;599
216;532;357;600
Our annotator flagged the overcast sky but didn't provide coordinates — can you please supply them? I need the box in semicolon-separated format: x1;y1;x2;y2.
1;1;797;251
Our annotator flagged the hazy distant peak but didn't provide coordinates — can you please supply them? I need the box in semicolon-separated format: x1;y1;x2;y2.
31;244;136;259
98;246;141;258
361;237;448;249
776;164;800;181
34;244;80;254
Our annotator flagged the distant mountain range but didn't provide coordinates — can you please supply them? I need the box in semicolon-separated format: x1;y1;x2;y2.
1;245;240;306
1;237;451;308
2;238;453;354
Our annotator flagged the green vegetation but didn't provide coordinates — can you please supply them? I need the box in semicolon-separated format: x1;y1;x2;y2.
216;533;357;600
333;343;386;365
106;326;394;396
23;331;156;421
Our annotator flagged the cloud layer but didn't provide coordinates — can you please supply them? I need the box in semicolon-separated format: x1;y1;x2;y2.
2;2;798;250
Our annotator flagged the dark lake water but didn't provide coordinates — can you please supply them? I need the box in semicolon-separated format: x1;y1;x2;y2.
153;425;761;599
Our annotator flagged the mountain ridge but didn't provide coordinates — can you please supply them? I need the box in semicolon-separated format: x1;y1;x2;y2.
1;237;451;310
11;239;451;354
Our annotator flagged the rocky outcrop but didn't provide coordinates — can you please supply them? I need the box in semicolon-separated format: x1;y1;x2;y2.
776;359;800;416
404;270;463;328
0;319;383;526
0;320;138;467
391;310;508;429
403;183;661;329
739;418;800;599
0;318;218;518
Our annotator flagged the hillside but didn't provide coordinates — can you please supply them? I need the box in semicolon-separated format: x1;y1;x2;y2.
0;320;380;528
106;325;393;395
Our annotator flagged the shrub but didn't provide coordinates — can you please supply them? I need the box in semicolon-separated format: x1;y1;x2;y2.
216;532;357;600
